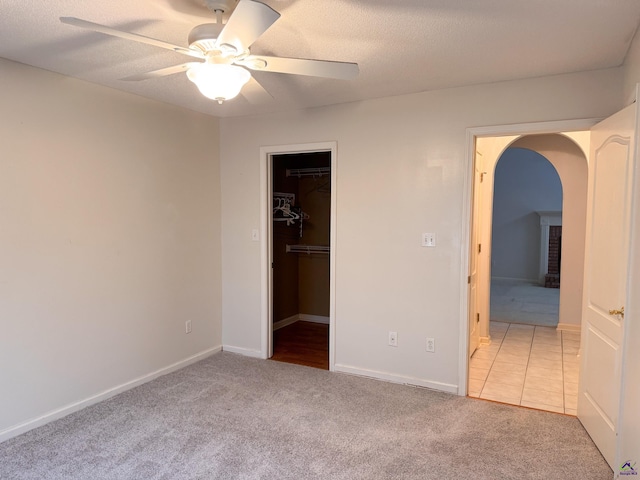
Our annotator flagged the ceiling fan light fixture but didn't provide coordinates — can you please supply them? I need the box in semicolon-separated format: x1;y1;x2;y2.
187;63;251;104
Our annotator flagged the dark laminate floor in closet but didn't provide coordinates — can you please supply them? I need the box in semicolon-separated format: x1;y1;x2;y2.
271;321;329;370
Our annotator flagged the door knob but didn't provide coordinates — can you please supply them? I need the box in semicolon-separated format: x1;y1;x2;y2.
609;307;624;318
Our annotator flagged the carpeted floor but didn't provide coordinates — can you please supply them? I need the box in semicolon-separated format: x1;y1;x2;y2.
0;352;611;479
490;278;560;327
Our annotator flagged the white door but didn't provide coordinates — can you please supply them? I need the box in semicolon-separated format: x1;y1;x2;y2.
468;164;482;358
578;102;637;470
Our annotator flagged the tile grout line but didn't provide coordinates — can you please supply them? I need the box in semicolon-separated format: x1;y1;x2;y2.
476;326;505;398
480;322;532;405
476;321;511;398
518;326;535;407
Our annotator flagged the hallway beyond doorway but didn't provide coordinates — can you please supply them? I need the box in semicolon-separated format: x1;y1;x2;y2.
469;322;579;415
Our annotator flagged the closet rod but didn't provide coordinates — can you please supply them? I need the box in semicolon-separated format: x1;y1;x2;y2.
286;244;330;254
286;167;330;178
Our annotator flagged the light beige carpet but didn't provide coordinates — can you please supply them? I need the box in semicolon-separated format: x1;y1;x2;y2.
0;352;611;479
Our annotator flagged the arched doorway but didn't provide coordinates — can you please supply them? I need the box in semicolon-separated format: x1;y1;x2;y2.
490;147;563;327
468;132;588;415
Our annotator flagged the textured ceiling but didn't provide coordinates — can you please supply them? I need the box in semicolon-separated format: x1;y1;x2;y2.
1;0;639;118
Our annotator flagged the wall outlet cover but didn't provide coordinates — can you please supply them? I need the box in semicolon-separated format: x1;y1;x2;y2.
426;337;435;352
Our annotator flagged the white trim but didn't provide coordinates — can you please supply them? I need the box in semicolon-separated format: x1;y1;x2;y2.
260;147;270;360
0;346;221;444
260;141;338;371
334;364;458;394
459;127;473;396
222;345;264;358
557;323;581;333
299;314;330;324
468;118;601;138
273;314;300;331
460;118;601;399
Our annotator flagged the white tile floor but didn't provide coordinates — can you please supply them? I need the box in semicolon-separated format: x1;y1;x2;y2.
469;321;580;415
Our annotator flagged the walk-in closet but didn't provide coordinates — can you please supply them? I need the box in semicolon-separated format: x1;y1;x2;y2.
270;152;331;369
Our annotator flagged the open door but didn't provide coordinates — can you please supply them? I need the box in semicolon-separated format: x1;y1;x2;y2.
578;101;637;470
468;163;482;358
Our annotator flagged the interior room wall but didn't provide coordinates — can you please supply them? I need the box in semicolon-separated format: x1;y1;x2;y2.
272;157;300;323
0;58;222;440
220;67;623;392
619;91;640;460
616;40;640;440
623;26;640;103
297;166;331;318
491;148;563;281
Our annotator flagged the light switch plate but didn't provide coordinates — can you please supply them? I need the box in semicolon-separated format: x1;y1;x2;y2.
422;233;436;247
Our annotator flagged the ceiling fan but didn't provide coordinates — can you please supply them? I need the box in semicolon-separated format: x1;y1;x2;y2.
60;0;359;104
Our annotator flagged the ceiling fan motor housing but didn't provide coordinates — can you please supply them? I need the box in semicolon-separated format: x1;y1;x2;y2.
188;23;225;53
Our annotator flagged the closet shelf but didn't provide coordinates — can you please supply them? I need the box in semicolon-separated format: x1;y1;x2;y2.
286;244;330;255
286;167;330;178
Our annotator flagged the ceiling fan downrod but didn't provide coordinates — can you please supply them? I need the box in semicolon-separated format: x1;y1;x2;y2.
203;0;238;20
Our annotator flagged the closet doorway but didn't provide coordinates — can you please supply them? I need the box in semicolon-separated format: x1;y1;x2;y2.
269;150;333;370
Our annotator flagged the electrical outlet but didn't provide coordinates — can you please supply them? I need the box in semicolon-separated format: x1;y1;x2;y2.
185;320;192;334
426;337;435;352
388;331;398;347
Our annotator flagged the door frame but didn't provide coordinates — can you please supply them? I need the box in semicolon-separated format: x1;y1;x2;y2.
459;118;600;396
259;141;338;370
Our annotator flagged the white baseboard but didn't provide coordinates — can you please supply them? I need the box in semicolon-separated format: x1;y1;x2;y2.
557;323;581;333
334;363;458;394
273;314;330;331
0;345;222;444
299;314;330;325
273;314;300;331
222;345;265;359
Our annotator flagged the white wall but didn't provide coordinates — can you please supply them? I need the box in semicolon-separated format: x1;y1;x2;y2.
623;26;640;103
618;84;640;466
615;42;640;468
0;58;222;439
220;68;623;391
491;148;563;281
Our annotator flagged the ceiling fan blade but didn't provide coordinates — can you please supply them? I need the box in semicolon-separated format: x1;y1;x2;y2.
238;55;359;80
60;17;204;59
241;76;274;104
121;62;200;81
215;0;280;54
